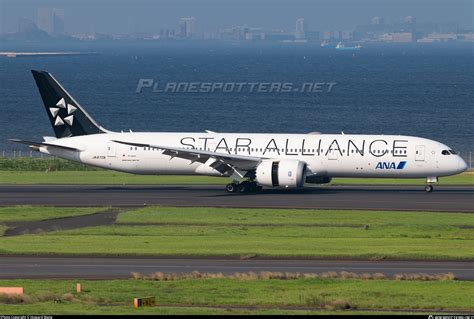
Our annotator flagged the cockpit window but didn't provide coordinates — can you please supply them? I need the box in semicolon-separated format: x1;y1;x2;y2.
441;150;450;155
449;150;458;155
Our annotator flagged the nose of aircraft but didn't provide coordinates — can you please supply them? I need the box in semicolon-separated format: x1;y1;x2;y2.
457;156;468;173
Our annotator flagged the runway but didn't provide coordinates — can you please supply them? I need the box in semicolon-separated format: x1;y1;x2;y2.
0;185;472;212
0;256;472;280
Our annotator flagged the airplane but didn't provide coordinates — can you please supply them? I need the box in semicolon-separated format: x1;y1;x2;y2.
10;70;468;193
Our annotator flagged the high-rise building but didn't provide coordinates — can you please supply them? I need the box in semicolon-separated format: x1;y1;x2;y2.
295;18;306;39
37;8;64;34
179;17;197;38
371;16;384;25
404;16;416;24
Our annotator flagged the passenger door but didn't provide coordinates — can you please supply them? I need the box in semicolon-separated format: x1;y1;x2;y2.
415;145;425;161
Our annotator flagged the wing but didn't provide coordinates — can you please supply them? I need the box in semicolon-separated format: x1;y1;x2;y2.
9;139;81;152
112;140;263;175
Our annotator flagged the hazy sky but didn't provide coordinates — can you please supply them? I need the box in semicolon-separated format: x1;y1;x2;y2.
0;0;472;34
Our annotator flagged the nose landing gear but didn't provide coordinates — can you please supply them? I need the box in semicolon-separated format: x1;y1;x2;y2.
424;176;438;193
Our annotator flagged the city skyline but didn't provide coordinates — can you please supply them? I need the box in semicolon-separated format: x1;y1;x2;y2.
0;0;472;35
3;10;472;44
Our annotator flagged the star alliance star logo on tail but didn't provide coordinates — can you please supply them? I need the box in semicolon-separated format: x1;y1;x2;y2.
49;98;77;126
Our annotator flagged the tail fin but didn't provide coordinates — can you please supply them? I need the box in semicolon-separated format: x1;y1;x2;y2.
31;70;107;138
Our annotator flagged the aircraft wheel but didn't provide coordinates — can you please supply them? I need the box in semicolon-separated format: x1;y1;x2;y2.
424;185;433;193
226;183;238;193
238;181;250;193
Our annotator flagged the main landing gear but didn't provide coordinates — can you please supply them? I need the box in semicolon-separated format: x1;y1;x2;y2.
226;181;262;193
424;185;433;193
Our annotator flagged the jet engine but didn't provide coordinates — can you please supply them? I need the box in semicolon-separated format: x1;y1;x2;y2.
255;159;307;188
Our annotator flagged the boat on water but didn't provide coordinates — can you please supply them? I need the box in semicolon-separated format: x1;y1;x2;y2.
320;40;337;48
335;42;362;51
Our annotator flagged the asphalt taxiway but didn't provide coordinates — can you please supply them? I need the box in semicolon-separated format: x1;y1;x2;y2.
0;184;472;212
0;256;472;280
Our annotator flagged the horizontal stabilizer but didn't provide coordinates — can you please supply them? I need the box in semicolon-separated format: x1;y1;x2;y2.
8;139;81;152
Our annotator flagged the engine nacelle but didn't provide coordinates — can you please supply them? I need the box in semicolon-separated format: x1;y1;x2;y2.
305;175;332;184
255;159;307;188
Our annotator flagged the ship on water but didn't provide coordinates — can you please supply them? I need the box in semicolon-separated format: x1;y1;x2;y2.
335;42;362;51
320;40;337;48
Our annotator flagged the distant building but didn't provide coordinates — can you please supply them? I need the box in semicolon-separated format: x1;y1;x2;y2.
4;17;51;41
219;26;243;41
457;32;474;42
392;32;413;42
295;18;306;39
404;16;416;24
179;17;196;38
266;29;294;42
321;30;339;40
417;32;457;42
37;8;64;34
341;30;353;40
244;27;265;41
371;16;384;25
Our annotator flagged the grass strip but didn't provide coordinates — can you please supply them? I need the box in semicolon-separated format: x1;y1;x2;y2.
0;207;472;260
0;170;471;185
0;278;472;314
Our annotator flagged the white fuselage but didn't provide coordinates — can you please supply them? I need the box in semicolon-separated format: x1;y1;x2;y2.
39;132;467;180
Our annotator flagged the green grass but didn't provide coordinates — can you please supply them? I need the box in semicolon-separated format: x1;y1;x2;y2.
0;157;99;171
0;170;471;185
0;206;105;223
0;171;226;185
1;207;472;260
332;173;473;185
116;206;474;227
0;278;472;314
